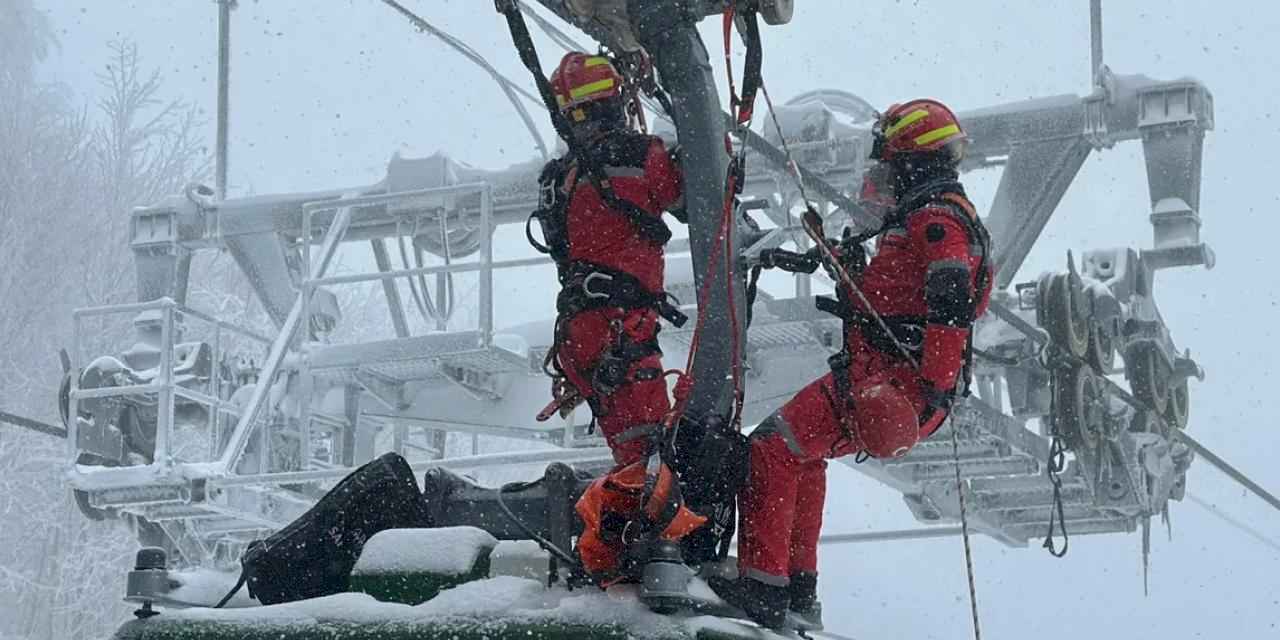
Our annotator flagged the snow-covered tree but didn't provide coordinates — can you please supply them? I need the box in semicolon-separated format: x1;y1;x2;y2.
0;9;210;636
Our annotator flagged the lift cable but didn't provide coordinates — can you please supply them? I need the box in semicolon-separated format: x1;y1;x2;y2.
514;0;879;231
1185;492;1280;555
1177;433;1280;512
516;1;670;126
517;1;587;57
0;409;67;439
378;0;550;160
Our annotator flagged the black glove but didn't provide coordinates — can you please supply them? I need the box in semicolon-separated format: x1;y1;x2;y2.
759;248;820;274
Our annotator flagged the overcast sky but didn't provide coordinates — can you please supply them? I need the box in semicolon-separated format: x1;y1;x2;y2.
35;1;1280;638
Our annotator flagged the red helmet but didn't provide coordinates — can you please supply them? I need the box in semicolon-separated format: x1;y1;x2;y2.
853;379;920;459
870;98;966;163
549;52;624;121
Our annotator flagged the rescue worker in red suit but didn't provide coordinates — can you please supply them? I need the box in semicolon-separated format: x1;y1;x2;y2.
531;52;704;584
709;99;993;628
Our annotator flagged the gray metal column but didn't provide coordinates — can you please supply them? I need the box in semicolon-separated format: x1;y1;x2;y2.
215;0;234;200
1089;0;1103;86
630;0;743;422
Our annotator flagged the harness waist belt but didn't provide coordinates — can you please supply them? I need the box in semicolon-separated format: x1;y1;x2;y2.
816;296;924;356
558;263;688;327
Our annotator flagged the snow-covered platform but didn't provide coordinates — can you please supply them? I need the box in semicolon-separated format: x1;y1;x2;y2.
112;527;796;640
112;576;790;640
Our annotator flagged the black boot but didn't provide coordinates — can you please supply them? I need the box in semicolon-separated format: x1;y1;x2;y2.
787;572;823;629
707;575;789;629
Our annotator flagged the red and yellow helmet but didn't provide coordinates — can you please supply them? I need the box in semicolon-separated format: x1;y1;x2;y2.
549;52;624;121
870;98;967;163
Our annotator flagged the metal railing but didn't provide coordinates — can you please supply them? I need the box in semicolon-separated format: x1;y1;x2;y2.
299;183;497;344
69;298;272;469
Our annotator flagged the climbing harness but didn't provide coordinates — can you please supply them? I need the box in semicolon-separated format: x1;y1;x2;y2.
760;83;987;640
496;1;673;248
496;0;758;576
495;5;690;434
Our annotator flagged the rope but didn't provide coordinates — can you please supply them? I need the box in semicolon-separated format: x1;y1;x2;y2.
760;84;919;370
759;80;983;640
949;422;983;640
665;172;738;428
517;1;583;52
379;0;550;160
1042;380;1070;558
719;8;762;429
666;7;760;431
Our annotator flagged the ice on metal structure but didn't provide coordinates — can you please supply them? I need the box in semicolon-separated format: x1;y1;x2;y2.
59;0;1211;566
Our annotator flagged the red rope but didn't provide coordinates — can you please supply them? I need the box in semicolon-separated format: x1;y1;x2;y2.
722;7;740;120
663;4;756;431
664;177;736;428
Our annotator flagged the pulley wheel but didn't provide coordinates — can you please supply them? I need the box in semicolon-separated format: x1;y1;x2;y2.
1087;322;1116;372
1055;366;1105;451
1086;290;1120;371
1044;274;1089;359
759;0;795;25
1165;377;1190;431
1125;346;1171;413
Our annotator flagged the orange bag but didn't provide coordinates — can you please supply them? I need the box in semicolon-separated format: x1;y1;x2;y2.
575;457;707;581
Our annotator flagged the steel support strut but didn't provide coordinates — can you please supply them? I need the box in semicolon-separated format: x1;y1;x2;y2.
628;0;743;423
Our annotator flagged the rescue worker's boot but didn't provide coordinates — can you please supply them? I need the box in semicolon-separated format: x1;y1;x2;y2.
707;575;789;629
787;572;823;630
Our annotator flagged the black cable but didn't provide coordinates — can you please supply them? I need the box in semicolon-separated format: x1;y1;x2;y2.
213;570;248;608
380;0;549;159
516;1;674;124
495;479;584;572
397;234;436;323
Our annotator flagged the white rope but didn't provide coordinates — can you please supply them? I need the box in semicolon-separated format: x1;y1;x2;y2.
948;421;983;640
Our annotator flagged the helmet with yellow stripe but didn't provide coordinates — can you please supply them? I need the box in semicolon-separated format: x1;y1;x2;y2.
550;52;625;124
869;99;967;164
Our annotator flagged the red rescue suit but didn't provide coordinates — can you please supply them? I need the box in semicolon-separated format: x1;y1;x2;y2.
538;129;705;580
548;129;682;464
736;189;992;584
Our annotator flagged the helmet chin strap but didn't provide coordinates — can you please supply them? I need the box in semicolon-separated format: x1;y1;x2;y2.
890;159;961;201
